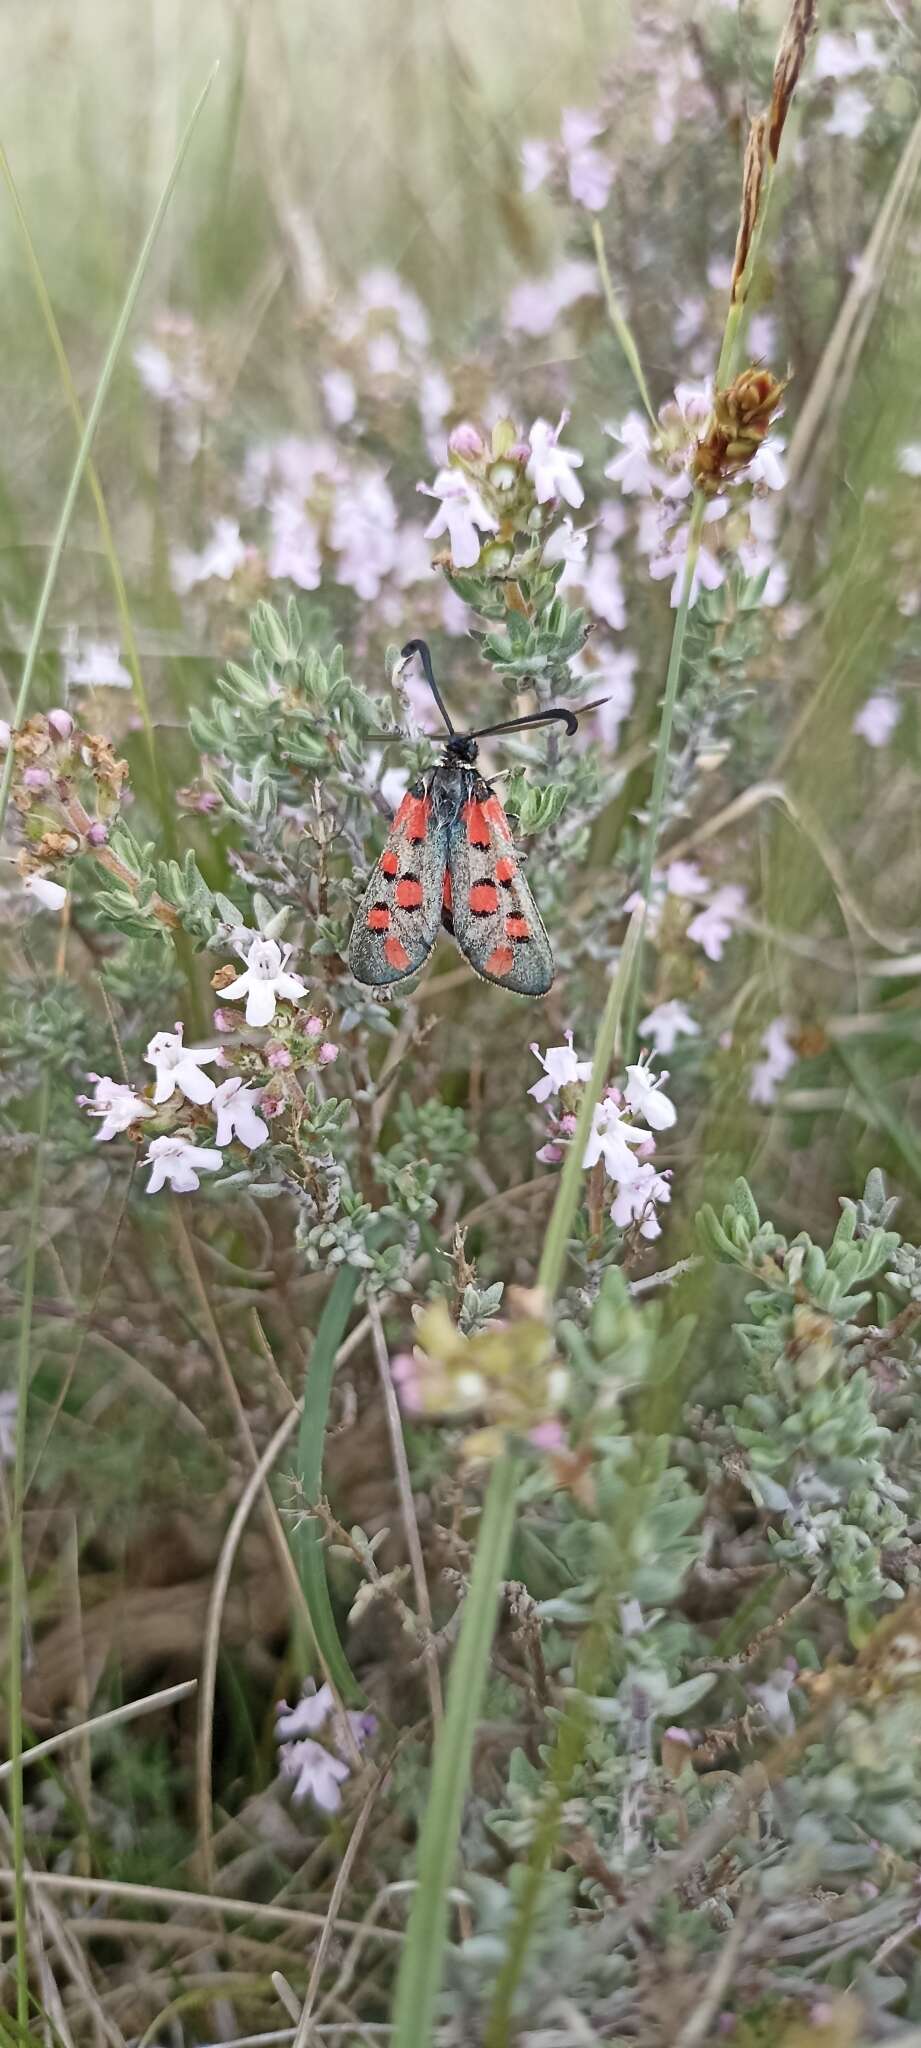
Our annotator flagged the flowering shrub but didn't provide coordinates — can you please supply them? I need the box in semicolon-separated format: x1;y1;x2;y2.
4;0;921;2042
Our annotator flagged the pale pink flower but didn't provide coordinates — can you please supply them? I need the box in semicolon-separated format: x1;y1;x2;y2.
171;518;248;595
419;468;497;569
813;29;884;80
144;1135;223;1195
63;637;132;691
853;691;900;747
749;1019;797;1107
520;136;554;194
583;1101;647;1180
649;530;725;608
82;1076;155;1142
582;544;625;630
825;87;873;139
278;1737;350;1814
529;1033;592;1103
560;108;614;211
687;886;746;962
220;939;308;1029
145;1025;219;1107
276;1682;334;1740
666;859;708;900
212;1077;269;1150
610;1160;672;1240
330;471;399;600
638;1000;699;1057
604;412;658;497
322;368;356;426
504;259;598;338
624;1055;677;1131
319;1042;339;1066
267;496;322;590
526;415;585;508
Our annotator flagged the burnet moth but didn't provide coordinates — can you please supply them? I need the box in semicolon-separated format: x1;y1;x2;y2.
348;639;585;999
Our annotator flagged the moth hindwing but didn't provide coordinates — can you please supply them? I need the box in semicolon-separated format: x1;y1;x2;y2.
348;782;448;988
446;774;554;998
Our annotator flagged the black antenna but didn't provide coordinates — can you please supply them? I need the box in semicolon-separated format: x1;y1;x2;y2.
467;707;579;741
399;639;455;737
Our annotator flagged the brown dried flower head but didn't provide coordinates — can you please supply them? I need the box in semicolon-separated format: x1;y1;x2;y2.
691;366;788;493
769;0;817;163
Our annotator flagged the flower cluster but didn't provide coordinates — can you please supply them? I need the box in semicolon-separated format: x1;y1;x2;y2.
392;1294;568;1463
529;1039;676;1243
275;1681;376;1815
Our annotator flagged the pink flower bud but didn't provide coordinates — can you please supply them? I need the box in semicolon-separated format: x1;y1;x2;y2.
304;1015;324;1038
559;1114;578;1137
267;1046;293;1069
86;821;109;847
536;1142;563;1165
448;421;485;460
318;1042;338;1065
212;1008;234;1033
260;1092;284;1118
527;1419;566;1452
23;766;51;791
48;708;74;740
507;441;530;464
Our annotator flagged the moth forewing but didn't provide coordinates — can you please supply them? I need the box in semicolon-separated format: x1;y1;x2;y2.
446;778;554;998
348;785;448;987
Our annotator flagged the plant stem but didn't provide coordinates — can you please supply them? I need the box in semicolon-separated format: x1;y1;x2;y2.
0;65;216;845
7;1077;49;2027
389;1449;519;2048
623;491;706;1056
591;221;658;428
537;904;644;1302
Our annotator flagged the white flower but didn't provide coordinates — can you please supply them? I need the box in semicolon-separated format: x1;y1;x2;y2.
144;1135;224;1195
853;691;900;748
825;86;872;139
750;1664;797;1734
212;1076;269;1150
748;439;787;491
528;1033;592;1104
63;637;132;690
560;108;614;212
610;1160;672;1240
322;368;356;426
898;443;921;478
220;939;307;1028
604;412;659;496
639;999;699;1057
276;1682;334;1740
666;859;708;900
83;1076;155;1142
687;885;746;962
278;1736;350;1814
520;136;554;193
420;468;497;569
750;1018;798;1107
582;544;625;630
583;1100;647;1180
145;1024;219;1106
268;495;322;589
504;259;598;339
623;1055;677;1131
526;415;584;509
649;531;725;608
171;518;248;595
813;29;884;81
23;873;68;912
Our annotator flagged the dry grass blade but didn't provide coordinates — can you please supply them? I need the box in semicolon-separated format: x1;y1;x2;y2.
730;116;767;300
0;1679;197;1784
768;0;817;160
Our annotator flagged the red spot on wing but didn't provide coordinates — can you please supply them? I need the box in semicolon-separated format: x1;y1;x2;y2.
380;848;399;877
368;906;391;930
483;795;512;840
506;914;530;940
462;800;490;847
396;878;423;909
469;882;499;914
495;856;516;884
391;793;430;842
384;937;410;970
442;871;453;912
485;944;515;979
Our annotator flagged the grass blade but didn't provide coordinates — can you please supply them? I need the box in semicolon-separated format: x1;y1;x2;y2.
0;63;218;844
296;1264;365;1703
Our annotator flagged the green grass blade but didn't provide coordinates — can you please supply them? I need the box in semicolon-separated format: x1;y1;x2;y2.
0;63;218;844
389;1449;520;2048
296;1264;365;1703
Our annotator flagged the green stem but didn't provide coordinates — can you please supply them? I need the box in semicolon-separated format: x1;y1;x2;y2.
296;1265;365;1703
389;1450;520;2048
623;490;706;1057
591;221;658;429
0;141;206;1031
8;1077;49;2027
537;906;644;1304
0;64;217;847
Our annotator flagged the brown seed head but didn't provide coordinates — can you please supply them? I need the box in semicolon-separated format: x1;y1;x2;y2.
691;366;787;492
730;115;767;302
769;0;817;162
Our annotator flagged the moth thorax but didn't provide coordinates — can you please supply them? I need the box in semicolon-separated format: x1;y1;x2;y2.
445;734;479;765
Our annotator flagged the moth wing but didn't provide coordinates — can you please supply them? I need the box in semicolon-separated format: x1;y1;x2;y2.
446;788;554;998
348;788;448;988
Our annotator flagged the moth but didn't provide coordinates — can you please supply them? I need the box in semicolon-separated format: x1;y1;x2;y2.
348;639;584;999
